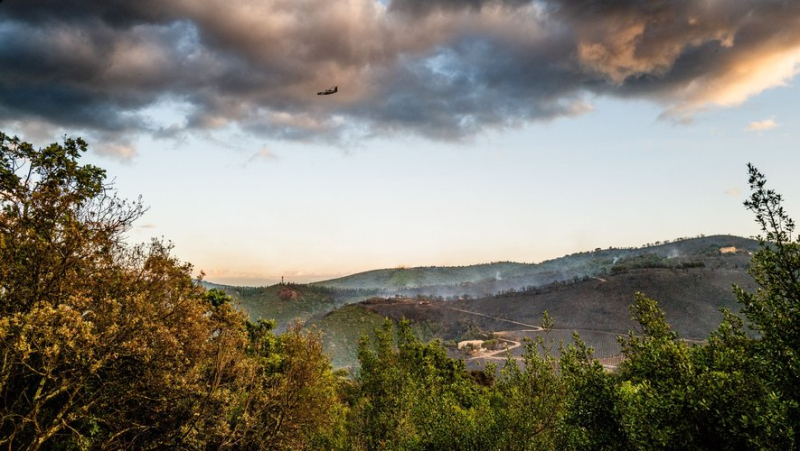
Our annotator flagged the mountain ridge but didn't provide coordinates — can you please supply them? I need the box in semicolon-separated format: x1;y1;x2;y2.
206;234;760;367
308;234;757;295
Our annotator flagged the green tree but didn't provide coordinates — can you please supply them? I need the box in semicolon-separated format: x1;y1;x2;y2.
558;333;629;450
350;319;493;450
490;312;565;450
0;133;343;449
613;293;791;450
222;321;343;449
736;163;800;442
0;132;145;316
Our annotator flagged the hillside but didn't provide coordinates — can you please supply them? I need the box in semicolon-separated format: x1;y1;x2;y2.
203;282;377;331
332;261;755;369
312;235;758;298
308;304;387;370
363;264;756;341
310;261;529;290
209;235;760;368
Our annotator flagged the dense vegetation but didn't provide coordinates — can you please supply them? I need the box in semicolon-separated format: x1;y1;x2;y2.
206;282;377;329
0;134;340;449
1;134;798;449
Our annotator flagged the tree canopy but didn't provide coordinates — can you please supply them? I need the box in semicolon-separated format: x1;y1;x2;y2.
0;133;338;449
1;132;798;449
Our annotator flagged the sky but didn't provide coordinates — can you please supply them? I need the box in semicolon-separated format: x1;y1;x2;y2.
2;0;800;285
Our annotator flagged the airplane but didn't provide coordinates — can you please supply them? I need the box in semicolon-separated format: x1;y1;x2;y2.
317;86;338;96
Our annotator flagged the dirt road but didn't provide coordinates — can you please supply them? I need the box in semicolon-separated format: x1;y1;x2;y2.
443;306;543;330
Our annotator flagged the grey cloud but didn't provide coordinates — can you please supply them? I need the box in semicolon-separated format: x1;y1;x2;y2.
354;36;593;139
388;0;532;17
1;0;799;151
0;0;174;29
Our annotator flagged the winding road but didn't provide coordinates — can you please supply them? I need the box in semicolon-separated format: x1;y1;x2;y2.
447;306;626;367
443;306;543;330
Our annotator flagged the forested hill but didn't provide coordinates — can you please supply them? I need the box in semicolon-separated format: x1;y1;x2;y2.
206;235;759;362
204;235;757;329
310;261;529;290
313;236;759;368
309;235;759;296
200;282;377;329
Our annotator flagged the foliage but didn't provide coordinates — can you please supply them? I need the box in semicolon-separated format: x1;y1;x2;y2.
552;165;798;449
610;253;671;273
0;134;338;449
736;163;800;443
347;320;495;450
558;333;629;450
490;312;565;450
610;294;791;449
222;321;343;449
3;134;800;450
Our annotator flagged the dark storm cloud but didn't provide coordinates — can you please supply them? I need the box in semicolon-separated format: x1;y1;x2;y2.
1;0;799;157
388;0;532;17
355;36;593;139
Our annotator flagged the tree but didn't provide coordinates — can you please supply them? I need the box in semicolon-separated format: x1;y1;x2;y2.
349;319;494;450
558;333;629;451
555;165;800;450
0;134;250;448
0;132;145;316
222;321;343;449
0;133;349;449
736;163;800;442
612;293;792;449
491;312;565;451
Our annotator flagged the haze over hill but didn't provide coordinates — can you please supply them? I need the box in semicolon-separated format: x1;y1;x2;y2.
209;234;759;367
308;234;758;295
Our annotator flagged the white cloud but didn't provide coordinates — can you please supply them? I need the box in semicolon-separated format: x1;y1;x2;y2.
746;117;779;132
94;143;138;162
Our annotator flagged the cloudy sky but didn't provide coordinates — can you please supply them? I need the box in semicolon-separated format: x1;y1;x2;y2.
2;0;800;285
